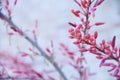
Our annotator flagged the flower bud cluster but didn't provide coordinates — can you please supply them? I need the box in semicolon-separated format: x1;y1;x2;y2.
69;0;120;79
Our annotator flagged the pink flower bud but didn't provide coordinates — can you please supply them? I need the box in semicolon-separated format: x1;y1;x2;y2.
79;48;88;52
73;41;80;45
90;7;96;15
89;47;96;53
76;33;82;39
7;32;14;36
14;0;17;6
94;31;98;39
102;39;105;45
81;18;84;22
99;58;109;67
107;64;116;72
113;69;119;76
13;70;22;74
68;51;74;56
94;0;104;7
81;0;87;8
68;28;74;33
111;36;116;48
5;0;9;6
91;40;96;45
46;48;51;53
10;27;23;35
75;28;80;34
21;52;29;57
76;57;85;64
69;36;74;39
85;34;90;39
48;76;55;80
77;24;83;30
71;9;80;17
97;0;104;6
68;22;77;27
74;0;81;7
70;31;75;36
33;71;43;78
96;55;103;59
95;22;105;26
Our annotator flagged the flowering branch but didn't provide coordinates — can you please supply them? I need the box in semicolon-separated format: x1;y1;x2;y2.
69;0;120;80
0;11;67;80
59;43;95;80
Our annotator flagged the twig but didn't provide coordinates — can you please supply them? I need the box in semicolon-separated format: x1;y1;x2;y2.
0;12;67;80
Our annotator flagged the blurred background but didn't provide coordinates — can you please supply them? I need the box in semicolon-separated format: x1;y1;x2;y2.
0;0;120;80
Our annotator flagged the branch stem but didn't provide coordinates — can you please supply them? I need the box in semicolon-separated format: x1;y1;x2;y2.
0;12;67;80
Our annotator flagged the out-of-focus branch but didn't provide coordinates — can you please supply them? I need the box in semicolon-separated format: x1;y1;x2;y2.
0;12;67;80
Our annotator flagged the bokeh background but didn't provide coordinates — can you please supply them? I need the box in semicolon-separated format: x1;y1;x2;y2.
0;0;120;80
